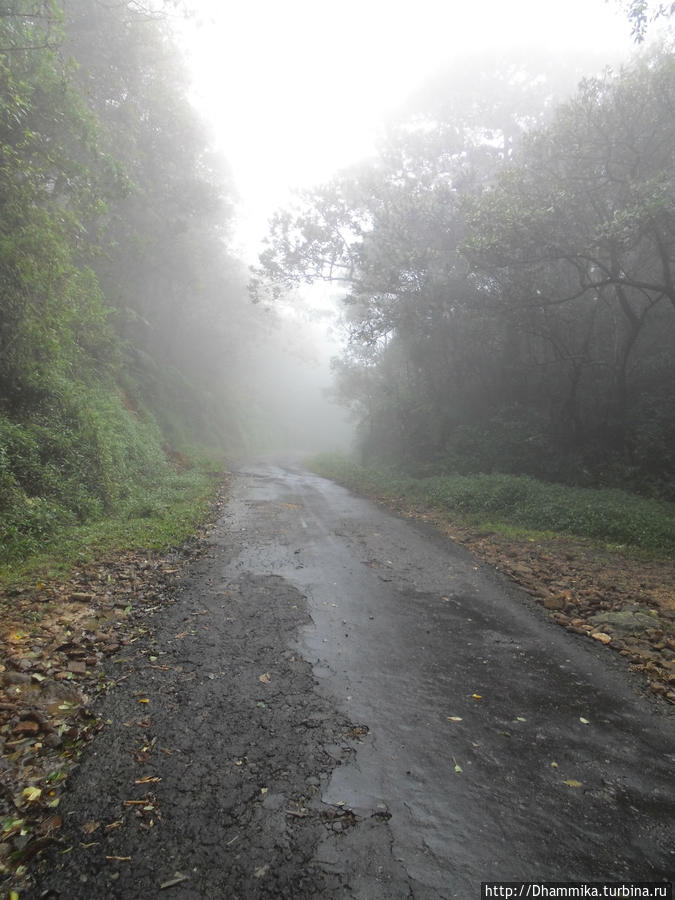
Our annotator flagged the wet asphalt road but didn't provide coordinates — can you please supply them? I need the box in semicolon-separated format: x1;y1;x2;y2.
30;461;673;898
228;462;674;895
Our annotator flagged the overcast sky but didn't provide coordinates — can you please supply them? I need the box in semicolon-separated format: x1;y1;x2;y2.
176;0;636;260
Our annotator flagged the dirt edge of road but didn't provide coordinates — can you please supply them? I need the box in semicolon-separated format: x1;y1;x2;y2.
359;493;675;705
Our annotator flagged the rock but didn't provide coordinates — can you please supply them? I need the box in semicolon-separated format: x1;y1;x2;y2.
588;608;659;635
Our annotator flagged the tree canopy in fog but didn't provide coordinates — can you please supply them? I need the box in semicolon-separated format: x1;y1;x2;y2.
255;46;675;496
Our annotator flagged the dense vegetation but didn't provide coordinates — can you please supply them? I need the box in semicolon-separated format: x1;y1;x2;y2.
255;45;675;501
0;1;261;565
310;454;675;558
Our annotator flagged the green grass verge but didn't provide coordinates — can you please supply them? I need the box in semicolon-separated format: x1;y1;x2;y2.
0;450;226;588
308;453;675;559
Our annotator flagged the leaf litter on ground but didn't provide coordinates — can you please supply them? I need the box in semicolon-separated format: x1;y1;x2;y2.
0;535;212;885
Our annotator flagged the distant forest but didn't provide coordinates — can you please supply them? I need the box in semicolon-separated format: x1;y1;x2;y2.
255;43;675;498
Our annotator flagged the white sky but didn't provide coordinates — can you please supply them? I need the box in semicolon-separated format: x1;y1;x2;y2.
176;0;636;261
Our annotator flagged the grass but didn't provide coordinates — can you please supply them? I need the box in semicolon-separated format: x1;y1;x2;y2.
308;453;675;559
0;451;227;589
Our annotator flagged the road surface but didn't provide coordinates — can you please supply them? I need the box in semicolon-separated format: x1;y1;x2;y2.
31;461;674;898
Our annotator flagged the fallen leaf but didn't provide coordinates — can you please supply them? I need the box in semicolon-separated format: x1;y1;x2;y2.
447;716;463;722
591;632;612;644
579;717;590;725
160;873;189;890
472;693;482;700
516;716;526;722
551;761;558;768
563;779;583;787
259;673;271;684
22;786;42;803
82;821;100;835
138;698;150;704
452;756;463;774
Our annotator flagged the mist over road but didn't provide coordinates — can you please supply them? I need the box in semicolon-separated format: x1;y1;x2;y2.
32;461;673;899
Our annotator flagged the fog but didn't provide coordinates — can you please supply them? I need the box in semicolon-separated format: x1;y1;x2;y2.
236;299;355;456
170;0;642;458
168;0;669;464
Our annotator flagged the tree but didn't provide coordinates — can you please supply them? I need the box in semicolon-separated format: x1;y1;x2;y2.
253;53;594;468
621;0;675;41
466;48;675;485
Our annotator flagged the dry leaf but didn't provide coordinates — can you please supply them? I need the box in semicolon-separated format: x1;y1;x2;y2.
563;779;582;787
472;693;482;700
82;821;100;835
591;632;612;644
579;717;590;725
447;716;463;722
160;873;188;890
259;673;271;684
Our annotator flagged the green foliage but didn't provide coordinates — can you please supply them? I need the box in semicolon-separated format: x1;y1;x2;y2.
0;452;225;584
0;1;254;570
310;454;675;557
